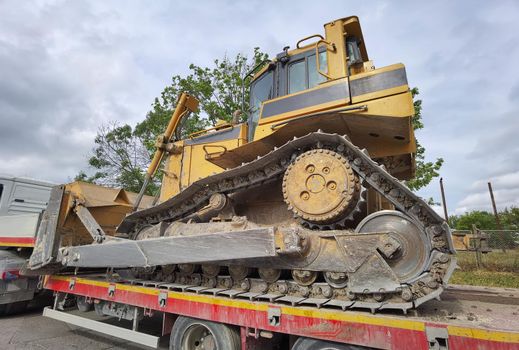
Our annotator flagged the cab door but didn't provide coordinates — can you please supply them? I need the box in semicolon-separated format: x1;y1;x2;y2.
253;48;351;141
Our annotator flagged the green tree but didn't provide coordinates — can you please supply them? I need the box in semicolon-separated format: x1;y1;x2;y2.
134;47;268;152
449;210;498;230
77;49;268;191
449;208;518;249
406;87;444;190
77;122;155;194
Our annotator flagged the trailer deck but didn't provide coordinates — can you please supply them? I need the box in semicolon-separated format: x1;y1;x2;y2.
43;274;519;349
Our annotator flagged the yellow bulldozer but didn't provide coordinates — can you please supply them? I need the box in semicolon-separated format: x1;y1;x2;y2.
28;16;455;312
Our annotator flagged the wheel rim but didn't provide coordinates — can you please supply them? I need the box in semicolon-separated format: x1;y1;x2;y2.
291;269;318;286
258;268;281;283
228;265;250;281
355;210;431;282
283;149;361;225
182;323;217;350
323;271;348;288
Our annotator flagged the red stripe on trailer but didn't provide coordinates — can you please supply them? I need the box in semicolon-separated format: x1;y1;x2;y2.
0;236;35;246
44;276;519;350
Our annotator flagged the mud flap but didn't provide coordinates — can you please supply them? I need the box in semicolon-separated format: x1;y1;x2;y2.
28;185;65;269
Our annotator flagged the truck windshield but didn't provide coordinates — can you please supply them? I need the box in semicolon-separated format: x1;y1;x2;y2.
248;71;273;141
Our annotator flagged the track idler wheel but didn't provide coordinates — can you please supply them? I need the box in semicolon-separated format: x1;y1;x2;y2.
283;149;361;227
355;210;431;282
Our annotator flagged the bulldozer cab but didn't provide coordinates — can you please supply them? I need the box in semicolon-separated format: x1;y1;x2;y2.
246;16;370;141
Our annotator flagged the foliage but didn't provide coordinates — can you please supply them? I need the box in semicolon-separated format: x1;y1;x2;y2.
77;49;268;191
449;210;499;230
450;207;519;231
76;122;156;194
449;208;519;249
134;47;268;152
452;249;519;288
450;270;519;288
405;87;444;191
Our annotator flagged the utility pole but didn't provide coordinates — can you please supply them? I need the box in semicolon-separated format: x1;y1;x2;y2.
488;181;506;252
439;178;449;222
487;182;502;229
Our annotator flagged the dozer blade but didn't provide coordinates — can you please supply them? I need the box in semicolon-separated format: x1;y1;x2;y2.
29;185;65;269
28;181;155;271
59;227;279;268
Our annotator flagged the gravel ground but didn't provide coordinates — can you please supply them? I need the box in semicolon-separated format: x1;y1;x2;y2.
0;298;167;350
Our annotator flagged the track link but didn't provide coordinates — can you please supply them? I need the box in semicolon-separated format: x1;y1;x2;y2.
117;131;456;312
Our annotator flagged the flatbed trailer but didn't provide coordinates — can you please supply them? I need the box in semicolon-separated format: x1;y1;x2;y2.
42;274;519;350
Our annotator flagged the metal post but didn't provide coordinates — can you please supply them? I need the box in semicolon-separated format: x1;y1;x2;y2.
488;182;506;252
439;178;449;222
472;225;482;269
487;182;502;229
132;307;140;331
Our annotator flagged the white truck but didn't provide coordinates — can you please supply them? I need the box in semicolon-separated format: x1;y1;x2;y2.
0;174;54;314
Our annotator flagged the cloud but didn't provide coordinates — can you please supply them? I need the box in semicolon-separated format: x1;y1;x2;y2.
0;0;518;216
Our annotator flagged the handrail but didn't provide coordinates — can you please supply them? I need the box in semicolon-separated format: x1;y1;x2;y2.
315;39;336;80
188;123;233;139
296;34;324;49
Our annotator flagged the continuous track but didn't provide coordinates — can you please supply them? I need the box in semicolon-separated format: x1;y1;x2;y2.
117;131;456;313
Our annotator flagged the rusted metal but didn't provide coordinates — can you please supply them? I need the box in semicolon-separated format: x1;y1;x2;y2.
440;177;449;222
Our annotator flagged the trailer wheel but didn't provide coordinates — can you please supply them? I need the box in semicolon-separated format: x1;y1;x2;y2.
169;316;240;350
292;337;371;350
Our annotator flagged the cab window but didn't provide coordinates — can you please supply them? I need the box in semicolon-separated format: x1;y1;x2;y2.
288;60;306;94
288;51;327;94
308;52;327;88
248;70;273;140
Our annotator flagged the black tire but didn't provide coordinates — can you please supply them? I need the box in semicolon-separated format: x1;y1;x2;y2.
76;296;93;312
292;337;371;350
169;316;240;350
0;304;7;316
0;301;28;316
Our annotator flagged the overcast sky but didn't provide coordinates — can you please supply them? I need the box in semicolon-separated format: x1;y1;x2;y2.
1;0;518;216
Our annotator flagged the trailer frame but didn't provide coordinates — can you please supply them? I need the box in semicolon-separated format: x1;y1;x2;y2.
42;274;519;350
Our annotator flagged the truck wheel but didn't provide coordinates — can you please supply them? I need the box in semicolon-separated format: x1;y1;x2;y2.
169;316;240;350
0;301;28;316
292;337;371;350
76;296;93;312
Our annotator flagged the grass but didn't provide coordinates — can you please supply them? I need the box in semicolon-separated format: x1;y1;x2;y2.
450;270;519;288
451;249;519;288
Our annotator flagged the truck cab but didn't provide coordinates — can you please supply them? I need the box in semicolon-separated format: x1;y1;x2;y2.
0;175;54;314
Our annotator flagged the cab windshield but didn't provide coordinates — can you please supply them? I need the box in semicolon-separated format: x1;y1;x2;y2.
248;71;273;141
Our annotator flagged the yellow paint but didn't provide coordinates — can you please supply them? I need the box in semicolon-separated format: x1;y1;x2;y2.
0;242;34;247
160;140;184;199
448;325;519;344
174;123;247;191
49;275;519;343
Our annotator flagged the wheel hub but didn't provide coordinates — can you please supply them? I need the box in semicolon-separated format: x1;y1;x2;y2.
283;149;360;225
355;210;431;282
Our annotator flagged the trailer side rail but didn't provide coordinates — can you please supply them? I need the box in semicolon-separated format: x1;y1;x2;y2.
44;275;519;350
